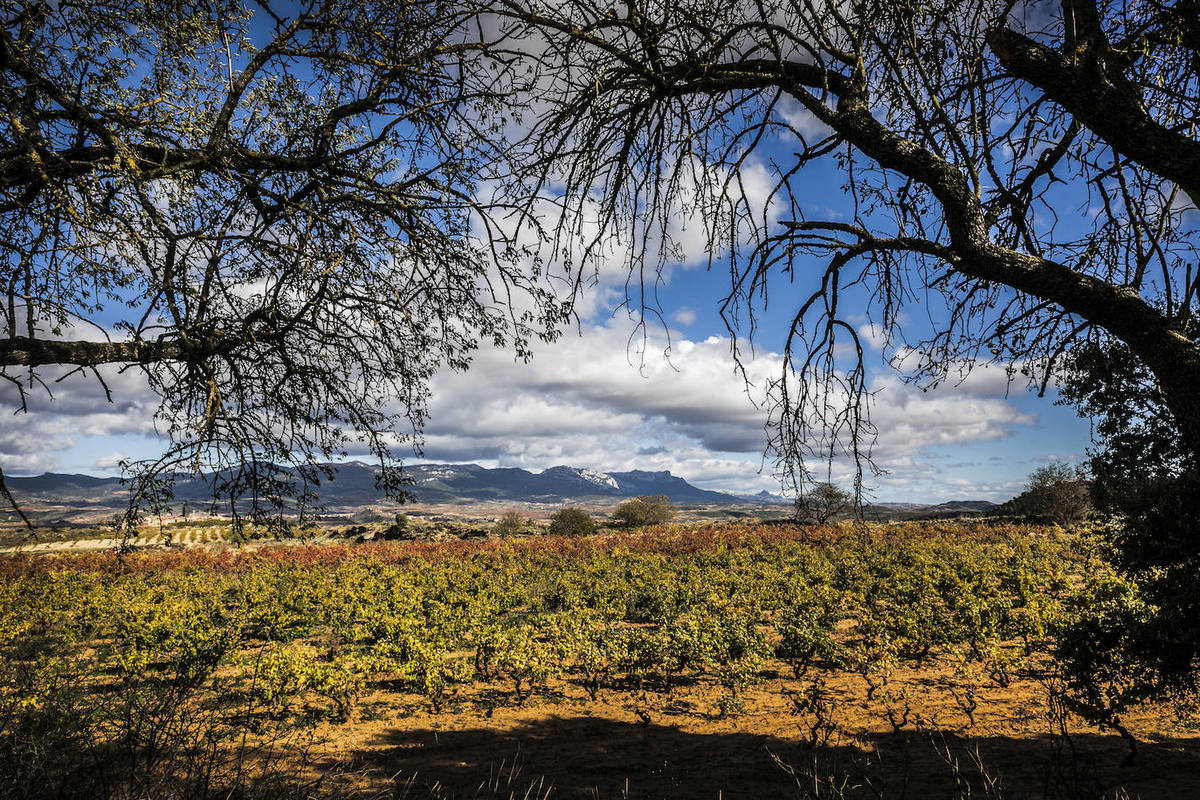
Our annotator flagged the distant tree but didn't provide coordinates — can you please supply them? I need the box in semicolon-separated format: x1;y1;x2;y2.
792;483;852;525
1009;464;1091;527
548;507;596;537
613;495;675;527
494;510;526;538
378;513;411;541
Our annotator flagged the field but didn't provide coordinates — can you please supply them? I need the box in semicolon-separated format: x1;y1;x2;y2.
1;521;1197;799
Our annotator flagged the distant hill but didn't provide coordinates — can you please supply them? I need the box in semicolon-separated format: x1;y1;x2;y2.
863;499;999;521
734;489;791;505
930;500;998;512
3;462;754;510
2;463;999;520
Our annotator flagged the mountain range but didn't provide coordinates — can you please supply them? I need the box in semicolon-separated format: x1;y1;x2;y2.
3;462;1000;520
3;462;788;510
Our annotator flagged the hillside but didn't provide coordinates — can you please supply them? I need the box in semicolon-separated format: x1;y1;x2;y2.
2;463;1003;525
3;462;759;511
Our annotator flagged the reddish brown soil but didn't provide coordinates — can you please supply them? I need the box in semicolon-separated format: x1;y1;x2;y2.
303;660;1200;799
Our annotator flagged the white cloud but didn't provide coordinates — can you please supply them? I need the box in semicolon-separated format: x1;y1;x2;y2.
673;307;698;326
95;452;128;470
474;152;780;324
866;372;1035;458
0;364;161;474
856;323;889;352
779;97;834;143
0;418;68;473
411;318;1041;497
0;318;1045;501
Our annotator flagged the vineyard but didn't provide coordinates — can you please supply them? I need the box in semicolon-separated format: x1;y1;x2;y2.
0;521;1195;799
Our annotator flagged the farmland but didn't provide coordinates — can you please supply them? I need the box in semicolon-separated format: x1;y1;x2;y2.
1;521;1196;799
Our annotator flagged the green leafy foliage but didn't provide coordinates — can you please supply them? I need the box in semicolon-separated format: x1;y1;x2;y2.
547;508;596;537
493;510;527;538
3;527;1073;695
792;483;853;524
1057;339;1200;716
613;495;675;527
0;519;1121;793
1006;464;1092;527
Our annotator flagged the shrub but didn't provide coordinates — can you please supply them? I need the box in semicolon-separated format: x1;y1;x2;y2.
548;508;596;537
792;483;852;524
1007;464;1091;527
379;513;411;540
494;510;526;538
613;495;675;527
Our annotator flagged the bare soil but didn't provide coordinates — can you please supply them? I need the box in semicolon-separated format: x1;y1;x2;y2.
301;659;1200;799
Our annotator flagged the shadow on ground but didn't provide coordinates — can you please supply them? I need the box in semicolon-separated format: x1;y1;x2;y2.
349;715;1200;799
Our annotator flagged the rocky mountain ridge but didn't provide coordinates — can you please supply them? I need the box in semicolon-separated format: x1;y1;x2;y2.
3;462;783;509
3;463;998;520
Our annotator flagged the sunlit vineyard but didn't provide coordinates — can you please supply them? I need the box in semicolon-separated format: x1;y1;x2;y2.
0;522;1183;799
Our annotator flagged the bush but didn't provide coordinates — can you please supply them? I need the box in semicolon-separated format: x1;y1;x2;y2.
494;510;526;538
1008;464;1091;527
613;495;675;527
547;508;596;537
792;483;852;524
378;512;412;540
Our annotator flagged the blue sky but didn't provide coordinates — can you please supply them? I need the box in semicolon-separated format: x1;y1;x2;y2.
0;195;1094;504
4;298;1090;503
0;17;1100;504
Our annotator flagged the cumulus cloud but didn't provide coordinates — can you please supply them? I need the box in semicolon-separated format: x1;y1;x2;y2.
856;323;890;352
867;372;1035;458
0;419;69;473
778;97;834;143
411;318;1041;496
673;307;698;326
95;452;128;470
474;152;780;324
423;324;771;462
0;364;161;474
0;318;1045;500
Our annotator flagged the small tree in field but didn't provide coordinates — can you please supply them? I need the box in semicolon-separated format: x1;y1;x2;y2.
613;495;675;527
793;483;852;525
494;510;526;538
548;508;596;537
378;513;411;541
1012;464;1092;527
